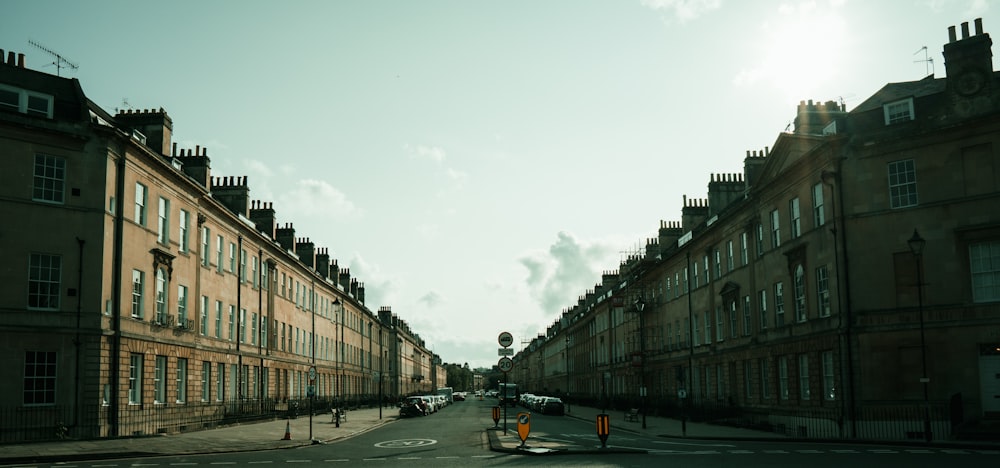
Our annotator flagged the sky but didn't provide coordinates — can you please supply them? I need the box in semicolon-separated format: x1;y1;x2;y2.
4;0;994;369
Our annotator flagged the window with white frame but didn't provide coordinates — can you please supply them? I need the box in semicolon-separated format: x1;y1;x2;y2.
812;183;825;227
692;262;699;289
730;301;738;337
154;355;167;404
178;209;189;252
228;305;235;341
794;265;807;322
778;356;789;400
201;361;211;402
33;154;65;204
969;240;1000;303
131;269;144;318
251;312;258;345
228;243;236;272
240;248;247;283
704;311;711;344
216;363;225;402
716;364;724;401
741;232;749;265
770;209;781;248
23;351;56;405
176;358;188;403
756;223;764;257
822;351;836;401
129;353;143;405
759;358;771;399
774;282;785;326
883;97;914;125
28;253;61;310
214;300;222;339
693;314;700;346
134;183;147;226
758;289;768;329
816;266;831;317
743;295;752;336
157;197;170;244
727;240;734;271
177;285;188;326
251;256;258;289
703;255;709;284
201;227;210;266
714;249;722;277
744;360;753;399
239;309;247;343
888;159;918;209
789;198;801;239
0;84;53;117
216;235;224;272
154;268;167;324
716;306;724;342
200;295;208;335
798;354;810;400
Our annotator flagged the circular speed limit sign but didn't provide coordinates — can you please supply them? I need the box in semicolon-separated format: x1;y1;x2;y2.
498;356;513;372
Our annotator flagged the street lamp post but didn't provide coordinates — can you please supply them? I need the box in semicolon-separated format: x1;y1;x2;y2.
564;335;570;414
634;298;647;429
907;229;931;443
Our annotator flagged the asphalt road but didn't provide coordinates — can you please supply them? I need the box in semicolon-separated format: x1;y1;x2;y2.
17;399;997;468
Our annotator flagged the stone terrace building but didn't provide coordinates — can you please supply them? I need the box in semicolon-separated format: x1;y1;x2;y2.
0;49;435;442
515;19;1000;441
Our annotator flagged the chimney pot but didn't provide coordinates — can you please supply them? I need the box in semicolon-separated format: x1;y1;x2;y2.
962;21;970;39
17;53;24;68
949;25;957;42
975;18;984;35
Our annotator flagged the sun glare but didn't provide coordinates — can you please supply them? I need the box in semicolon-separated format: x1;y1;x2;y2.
735;4;849;102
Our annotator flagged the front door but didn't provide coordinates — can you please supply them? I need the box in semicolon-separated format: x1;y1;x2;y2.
978;349;1000;417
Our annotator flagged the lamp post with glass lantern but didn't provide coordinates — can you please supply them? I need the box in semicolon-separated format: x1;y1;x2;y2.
907;229;931;443
564;335;570;413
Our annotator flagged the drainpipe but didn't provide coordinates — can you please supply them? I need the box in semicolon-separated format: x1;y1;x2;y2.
109;144;126;437
237;235;242;400
74;237;84;430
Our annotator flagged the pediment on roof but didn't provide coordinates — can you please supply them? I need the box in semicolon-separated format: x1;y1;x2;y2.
749;133;830;191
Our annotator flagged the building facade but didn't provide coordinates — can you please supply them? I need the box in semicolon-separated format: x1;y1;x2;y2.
0;48;437;442
514;19;1000;441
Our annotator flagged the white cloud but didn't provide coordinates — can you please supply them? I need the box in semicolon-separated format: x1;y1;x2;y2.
405;144;447;163
519;231;618;315
418;291;445;308
640;0;722;22
276;179;360;220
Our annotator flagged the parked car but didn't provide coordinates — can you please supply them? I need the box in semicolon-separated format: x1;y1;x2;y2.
420;395;438;413
454;392;466;401
540;397;565;415
406;396;429;415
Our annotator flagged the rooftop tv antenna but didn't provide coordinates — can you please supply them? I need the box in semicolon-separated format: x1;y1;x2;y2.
28;40;78;77
914;46;934;77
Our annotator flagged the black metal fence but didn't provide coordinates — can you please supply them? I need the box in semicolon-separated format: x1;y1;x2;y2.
2;396;953;444
568;395;953;442
0;397;376;444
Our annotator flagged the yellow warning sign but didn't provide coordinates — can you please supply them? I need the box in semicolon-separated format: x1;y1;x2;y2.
516;412;531;443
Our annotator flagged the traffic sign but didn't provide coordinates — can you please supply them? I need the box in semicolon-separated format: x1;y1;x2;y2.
498;356;513;372
516;412;531;445
498;347;514;356
308;366;316;382
498;331;513;348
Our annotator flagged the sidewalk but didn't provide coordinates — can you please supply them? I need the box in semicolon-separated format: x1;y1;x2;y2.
0;406;396;466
